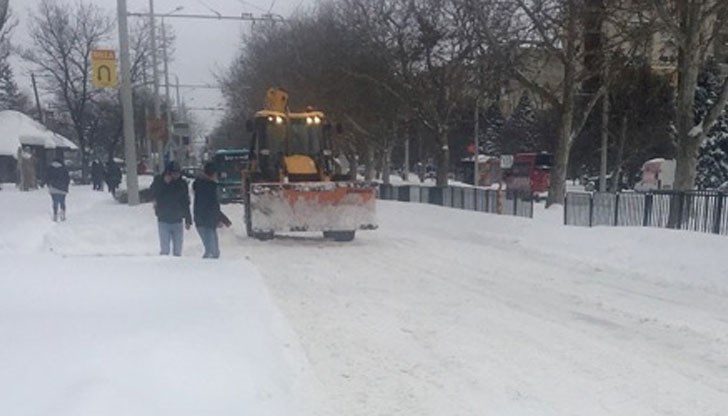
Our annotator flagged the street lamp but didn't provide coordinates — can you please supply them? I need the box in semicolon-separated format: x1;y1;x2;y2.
161;6;183;163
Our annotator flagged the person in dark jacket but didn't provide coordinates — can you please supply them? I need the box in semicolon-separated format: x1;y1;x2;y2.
46;159;70;222
91;160;104;191
151;161;192;256
105;160;122;196
193;162;232;259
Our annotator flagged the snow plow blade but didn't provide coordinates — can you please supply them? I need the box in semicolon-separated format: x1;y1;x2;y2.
248;181;378;233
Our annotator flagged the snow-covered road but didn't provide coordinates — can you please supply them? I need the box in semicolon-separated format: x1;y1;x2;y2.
1;185;727;415
227;202;728;416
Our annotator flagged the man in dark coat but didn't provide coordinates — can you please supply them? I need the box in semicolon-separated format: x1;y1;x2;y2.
193;162;231;259
151;161;192;256
91;160;104;191
105;160;122;196
46;159;70;222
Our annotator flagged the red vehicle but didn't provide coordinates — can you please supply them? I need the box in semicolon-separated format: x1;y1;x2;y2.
505;152;553;199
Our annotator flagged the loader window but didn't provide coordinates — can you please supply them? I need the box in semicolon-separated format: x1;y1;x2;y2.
264;121;286;157
289;121;321;156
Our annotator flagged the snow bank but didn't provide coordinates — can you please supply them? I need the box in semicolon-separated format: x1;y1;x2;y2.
0;255;323;416
0;186;330;415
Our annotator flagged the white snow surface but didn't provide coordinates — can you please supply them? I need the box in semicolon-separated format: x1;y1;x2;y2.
2;186;728;415
0;187;328;416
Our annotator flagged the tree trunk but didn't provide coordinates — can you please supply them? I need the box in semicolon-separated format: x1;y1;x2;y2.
611;114;628;193
435;127;449;187
382;140;392;185
673;6;702;191
364;146;375;181
547;109;573;206
546;0;577;207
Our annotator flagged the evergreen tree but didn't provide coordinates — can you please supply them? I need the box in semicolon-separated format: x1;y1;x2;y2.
502;94;537;153
695;60;728;189
0;59;27;111
0;8;29;113
481;103;504;155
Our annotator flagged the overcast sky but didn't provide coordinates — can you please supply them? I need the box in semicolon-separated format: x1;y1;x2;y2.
11;0;311;135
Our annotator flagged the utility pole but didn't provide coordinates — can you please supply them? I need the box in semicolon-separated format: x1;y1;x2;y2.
599;89;609;192
473;98;480;187
175;75;181;112
31;73;44;124
118;0;140;205
404;137;410;181
148;0;163;173
161;17;174;162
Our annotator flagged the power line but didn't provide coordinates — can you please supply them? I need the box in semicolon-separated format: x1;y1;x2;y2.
127;11;285;22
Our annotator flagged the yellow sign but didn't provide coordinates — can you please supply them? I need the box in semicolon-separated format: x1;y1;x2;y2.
91;49;117;88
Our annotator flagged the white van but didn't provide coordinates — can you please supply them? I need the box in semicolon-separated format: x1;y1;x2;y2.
634;158;676;191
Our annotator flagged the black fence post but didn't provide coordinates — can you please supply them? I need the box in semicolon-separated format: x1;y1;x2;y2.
643;193;653;227
564;193;569;225
614;193;620;226
513;193;518;216
713;194;724;235
588;193;594;227
677;192;685;230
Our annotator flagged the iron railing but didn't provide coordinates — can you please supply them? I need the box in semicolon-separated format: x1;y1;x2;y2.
565;191;728;235
379;184;534;219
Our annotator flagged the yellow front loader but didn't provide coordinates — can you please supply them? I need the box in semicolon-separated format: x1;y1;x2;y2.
243;88;377;241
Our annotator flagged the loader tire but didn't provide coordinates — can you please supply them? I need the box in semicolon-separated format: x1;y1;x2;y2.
323;231;356;242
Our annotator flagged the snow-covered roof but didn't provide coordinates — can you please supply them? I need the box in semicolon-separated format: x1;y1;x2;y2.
52;133;78;150
0;110;77;158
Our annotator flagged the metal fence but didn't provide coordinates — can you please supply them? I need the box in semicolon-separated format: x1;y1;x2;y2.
565;191;728;235
379;184;534;218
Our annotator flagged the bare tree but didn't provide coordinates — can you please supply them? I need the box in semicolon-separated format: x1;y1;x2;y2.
23;0;114;179
645;0;728;190
471;0;649;205
0;0;8;34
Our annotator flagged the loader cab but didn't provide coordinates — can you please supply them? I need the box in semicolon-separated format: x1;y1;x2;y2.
249;110;333;182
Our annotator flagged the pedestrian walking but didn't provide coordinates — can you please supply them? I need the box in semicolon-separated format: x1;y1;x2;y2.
46;159;70;222
105;160;122;196
193;162;232;259
91;160;104;191
151;161;192;256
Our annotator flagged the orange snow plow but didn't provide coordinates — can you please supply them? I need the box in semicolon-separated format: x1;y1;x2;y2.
247;181;378;241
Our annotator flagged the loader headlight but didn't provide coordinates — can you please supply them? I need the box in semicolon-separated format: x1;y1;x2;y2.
306;116;313;125
267;116;274;122
275;116;284;124
314;116;321;124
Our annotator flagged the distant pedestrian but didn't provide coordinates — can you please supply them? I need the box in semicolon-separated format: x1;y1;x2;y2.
151;161;192;256
91;160;104;191
105;160;122;196
193;162;231;259
46;159;70;222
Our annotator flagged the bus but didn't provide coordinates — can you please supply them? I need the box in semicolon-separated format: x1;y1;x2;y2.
213;149;250;203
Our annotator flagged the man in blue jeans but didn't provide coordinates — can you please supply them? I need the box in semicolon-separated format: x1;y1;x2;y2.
193;162;231;258
151;161;192;256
